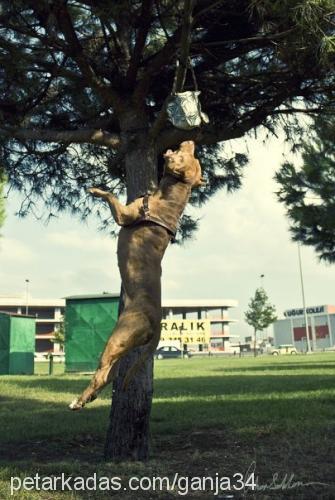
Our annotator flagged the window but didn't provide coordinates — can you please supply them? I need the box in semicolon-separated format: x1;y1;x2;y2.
36;323;54;335
0;307;18;314
28;307;55;319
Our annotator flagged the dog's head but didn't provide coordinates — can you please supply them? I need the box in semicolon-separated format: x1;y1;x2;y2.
163;141;205;188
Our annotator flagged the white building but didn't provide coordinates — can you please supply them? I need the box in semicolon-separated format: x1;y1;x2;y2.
0;295;238;354
162;299;239;353
0;296;65;353
273;304;335;352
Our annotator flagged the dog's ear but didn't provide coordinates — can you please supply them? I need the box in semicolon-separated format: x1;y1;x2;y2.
191;160;206;188
163;149;174;158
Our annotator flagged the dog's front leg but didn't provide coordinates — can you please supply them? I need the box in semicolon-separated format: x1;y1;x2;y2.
88;188;140;226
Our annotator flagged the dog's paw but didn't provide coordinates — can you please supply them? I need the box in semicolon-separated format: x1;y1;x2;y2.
87;187;107;197
69;399;84;411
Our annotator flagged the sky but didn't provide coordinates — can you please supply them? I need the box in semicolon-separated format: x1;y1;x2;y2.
1;134;335;339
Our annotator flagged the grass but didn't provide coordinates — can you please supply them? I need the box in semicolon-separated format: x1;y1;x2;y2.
0;354;334;499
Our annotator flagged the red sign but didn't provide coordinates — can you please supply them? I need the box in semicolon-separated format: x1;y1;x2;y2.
293;325;329;341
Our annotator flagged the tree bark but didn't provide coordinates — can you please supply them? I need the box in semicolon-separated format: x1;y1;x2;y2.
104;109;158;461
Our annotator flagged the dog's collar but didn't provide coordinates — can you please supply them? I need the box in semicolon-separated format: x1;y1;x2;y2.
128;193;176;237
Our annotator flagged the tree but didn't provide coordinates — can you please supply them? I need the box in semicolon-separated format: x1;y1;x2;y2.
0;170;5;230
275;115;335;263
0;0;334;460
245;288;277;355
52;316;65;350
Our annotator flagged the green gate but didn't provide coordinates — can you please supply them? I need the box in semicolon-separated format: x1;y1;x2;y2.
0;313;35;375
65;294;119;372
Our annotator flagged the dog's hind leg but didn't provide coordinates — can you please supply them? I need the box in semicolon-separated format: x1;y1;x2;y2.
122;323;161;390
69;309;154;410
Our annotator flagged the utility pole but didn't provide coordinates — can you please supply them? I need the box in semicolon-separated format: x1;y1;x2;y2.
260;274;265;342
297;245;311;353
25;279;30;315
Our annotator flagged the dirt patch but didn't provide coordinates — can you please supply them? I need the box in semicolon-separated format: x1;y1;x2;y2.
1;428;334;499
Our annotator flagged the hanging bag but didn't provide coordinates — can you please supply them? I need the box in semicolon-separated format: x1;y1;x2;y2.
166;59;209;131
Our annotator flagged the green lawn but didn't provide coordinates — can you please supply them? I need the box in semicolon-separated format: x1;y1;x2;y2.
0;354;334;499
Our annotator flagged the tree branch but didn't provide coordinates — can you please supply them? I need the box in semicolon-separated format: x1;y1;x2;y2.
126;0;154;85
1;127;121;148
192;29;296;48
174;0;195;92
157;94;290;150
54;2;122;111
148;0;195;140
272;106;333;116
133;25;183;101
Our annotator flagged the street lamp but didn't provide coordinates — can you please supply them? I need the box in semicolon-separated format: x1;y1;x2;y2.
259;274;265;342
25;279;30;315
297;245;311;353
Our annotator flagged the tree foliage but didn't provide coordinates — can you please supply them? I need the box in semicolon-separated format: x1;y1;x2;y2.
52;316;65;349
0;1;334;238
276;115;335;263
245;287;277;333
0;169;5;230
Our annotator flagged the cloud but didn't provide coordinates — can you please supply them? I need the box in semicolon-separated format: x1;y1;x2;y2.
43;266;121;297
0;237;34;262
2;134;335;341
47;230;116;253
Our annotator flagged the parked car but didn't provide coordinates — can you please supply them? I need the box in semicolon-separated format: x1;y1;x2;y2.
34;352;48;361
155;346;191;360
271;344;298;356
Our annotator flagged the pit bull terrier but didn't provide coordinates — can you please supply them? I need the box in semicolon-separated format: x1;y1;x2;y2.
69;141;203;410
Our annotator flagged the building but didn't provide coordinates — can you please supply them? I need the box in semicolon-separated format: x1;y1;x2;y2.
0;296;65;353
273;304;335;352
0;295;238;354
161;299;239;352
0;312;35;374
65;294;119;372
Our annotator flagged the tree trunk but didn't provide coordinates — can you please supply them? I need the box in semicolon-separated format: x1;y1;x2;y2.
104;109;158;461
254;329;257;357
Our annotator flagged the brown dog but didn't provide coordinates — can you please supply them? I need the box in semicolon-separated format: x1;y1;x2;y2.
69;141;203;410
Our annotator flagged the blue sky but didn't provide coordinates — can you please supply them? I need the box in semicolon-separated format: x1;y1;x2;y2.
1;134;335;339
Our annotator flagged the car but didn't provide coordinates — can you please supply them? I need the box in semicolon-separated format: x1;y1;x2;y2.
155;346;191;360
34;352;48;361
271;344;298;356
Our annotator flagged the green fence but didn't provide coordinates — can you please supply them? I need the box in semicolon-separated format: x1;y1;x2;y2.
65;294;119;372
0;313;35;375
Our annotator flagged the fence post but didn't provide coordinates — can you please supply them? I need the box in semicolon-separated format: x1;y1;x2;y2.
49;353;54;375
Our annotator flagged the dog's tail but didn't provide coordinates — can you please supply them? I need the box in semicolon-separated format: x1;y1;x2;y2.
122;330;160;389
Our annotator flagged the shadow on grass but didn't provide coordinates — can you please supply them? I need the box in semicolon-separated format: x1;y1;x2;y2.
1;362;334;499
214;361;335;373
0;371;334;500
0;387;334;459
1;371;334;455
